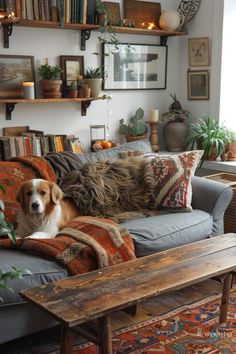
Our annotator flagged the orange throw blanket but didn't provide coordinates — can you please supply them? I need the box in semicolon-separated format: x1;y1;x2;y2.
0;216;136;275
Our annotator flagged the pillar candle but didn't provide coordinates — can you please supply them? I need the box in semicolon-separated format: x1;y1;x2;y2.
149;109;159;123
22;82;35;99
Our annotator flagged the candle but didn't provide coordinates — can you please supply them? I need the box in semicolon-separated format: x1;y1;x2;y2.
149;109;159;123
22;82;35;99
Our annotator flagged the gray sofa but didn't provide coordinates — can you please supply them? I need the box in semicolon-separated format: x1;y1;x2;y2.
0;140;233;344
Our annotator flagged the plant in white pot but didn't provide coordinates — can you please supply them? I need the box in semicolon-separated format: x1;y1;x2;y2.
161;93;190;152
84;66;106;97
38;63;62;99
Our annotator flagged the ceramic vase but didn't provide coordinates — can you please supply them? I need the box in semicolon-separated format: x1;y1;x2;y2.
159;10;183;31
163;122;188;152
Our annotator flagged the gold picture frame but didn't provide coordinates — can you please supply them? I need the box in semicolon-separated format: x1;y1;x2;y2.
188;37;210;67
187;70;210;100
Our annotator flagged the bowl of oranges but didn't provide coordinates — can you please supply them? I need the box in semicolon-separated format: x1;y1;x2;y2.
92;140;118;152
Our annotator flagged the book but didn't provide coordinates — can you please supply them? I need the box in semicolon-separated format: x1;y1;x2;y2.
82;0;87;24
0;137;12;161
86;0;96;24
26;0;34;20
15;0;21;18
33;0;40;20
39;0;46;21
44;0;50;21
9;137;17;157
65;0;70;23
50;0;58;21
21;0;26;19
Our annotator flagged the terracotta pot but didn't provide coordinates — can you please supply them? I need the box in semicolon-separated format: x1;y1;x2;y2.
40;79;62;98
126;134;146;142
70;90;78;98
163;121;188;152
82;86;91;98
222;140;236;161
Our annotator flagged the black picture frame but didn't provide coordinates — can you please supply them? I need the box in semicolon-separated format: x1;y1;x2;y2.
102;43;167;90
0;55;35;98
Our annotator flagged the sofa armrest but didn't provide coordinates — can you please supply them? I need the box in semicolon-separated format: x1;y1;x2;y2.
191;176;233;235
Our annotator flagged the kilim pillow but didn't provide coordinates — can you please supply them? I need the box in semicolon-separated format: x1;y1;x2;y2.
146;150;203;211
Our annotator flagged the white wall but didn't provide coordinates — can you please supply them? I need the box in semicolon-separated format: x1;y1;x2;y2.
0;0;224;150
177;0;224;125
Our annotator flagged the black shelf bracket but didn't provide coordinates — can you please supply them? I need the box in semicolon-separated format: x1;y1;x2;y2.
81;101;91;116
6;103;16;120
2;24;13;48
81;30;91;51
160;36;168;46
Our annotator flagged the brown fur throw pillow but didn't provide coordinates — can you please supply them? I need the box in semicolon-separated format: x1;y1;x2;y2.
61;158;153;221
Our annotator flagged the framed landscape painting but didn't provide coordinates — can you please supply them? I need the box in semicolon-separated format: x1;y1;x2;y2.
0;55;35;98
188;70;210;100
60;55;84;86
102;43;167;90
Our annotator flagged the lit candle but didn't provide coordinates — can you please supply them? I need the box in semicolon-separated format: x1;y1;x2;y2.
22;82;35;99
149;109;159;123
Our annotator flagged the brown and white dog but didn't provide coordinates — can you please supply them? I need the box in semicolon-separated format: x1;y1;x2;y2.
15;179;80;239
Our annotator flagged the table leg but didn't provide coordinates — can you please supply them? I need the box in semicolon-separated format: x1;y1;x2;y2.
97;315;112;354
219;272;233;323
60;325;74;354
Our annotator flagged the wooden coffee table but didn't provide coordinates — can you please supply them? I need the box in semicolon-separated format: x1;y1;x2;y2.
21;233;236;354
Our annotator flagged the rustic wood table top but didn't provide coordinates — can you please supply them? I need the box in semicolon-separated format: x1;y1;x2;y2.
21;233;236;328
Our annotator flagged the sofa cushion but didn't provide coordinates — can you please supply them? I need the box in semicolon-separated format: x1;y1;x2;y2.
0;250;68;305
120;209;213;257
146;150;203;211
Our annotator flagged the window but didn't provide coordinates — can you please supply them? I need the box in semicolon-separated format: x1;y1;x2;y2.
220;0;236;130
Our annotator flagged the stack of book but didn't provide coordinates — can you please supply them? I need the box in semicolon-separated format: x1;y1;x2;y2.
3;0;97;24
0;129;84;161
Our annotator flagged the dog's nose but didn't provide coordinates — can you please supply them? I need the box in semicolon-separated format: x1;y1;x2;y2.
31;201;40;210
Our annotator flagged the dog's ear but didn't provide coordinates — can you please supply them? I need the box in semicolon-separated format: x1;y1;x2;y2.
16;183;26;212
50;183;63;205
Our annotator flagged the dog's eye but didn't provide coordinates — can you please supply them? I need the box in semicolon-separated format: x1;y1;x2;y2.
26;191;33;197
39;190;46;196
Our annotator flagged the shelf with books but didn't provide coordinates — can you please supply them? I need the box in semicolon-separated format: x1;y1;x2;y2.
0;96;110;120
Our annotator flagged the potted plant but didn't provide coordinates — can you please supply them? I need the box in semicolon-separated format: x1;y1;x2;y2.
38;63;62;99
161;93;190;152
70;80;78;98
221;129;236;161
84;66;105;97
0;185;28;300
119;107;147;142
95;0;109;25
184;115;231;166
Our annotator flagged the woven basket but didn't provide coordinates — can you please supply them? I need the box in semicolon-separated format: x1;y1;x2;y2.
205;173;236;233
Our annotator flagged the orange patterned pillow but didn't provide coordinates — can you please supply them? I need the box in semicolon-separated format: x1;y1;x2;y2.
146;150;203;211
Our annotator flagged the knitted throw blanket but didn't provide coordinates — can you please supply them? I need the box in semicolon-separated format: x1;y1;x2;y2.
0;216;136;275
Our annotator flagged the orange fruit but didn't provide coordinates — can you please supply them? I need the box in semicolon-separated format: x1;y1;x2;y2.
101;140;112;149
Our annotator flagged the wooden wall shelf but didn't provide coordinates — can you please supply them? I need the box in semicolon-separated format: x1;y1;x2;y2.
0;96;110;120
13;20;187;48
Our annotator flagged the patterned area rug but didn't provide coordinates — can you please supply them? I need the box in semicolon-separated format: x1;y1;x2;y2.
52;290;236;354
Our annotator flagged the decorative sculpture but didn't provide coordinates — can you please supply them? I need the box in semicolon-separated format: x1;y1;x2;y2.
178;0;202;31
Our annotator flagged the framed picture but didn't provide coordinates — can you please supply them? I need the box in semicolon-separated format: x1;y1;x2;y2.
60;55;84;87
187;70;210;100
188;37;210;66
102;43;167;90
0;55;35;98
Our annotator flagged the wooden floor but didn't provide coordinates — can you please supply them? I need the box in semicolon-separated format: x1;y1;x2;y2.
0;279;233;354
109;278;225;331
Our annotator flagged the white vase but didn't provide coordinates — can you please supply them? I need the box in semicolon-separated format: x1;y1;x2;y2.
159;11;183;31
85;78;102;97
